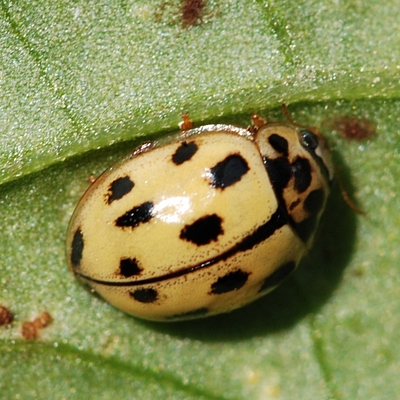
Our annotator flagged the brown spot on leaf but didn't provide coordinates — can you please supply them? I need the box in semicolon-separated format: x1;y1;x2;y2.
181;0;206;27
22;321;38;341
0;305;13;326
33;312;52;329
21;312;53;340
331;116;376;141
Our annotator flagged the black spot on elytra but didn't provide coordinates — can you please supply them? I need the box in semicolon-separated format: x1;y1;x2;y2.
291;157;312;193
130;288;158;303
304;189;325;215
172;141;198;165
115;201;154;228
268;134;289;156
235;206;287;253
73;207;288;289
210;154;249;189
167;307;209;320
107;176;134;204
180;214;223;246
258;261;296;293
210;269;249;294
71;229;84;268
119;258;142;277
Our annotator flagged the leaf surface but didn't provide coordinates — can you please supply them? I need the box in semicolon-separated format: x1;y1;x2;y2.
1;1;399;399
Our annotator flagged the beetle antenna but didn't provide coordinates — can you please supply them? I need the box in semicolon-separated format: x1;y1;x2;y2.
335;166;366;215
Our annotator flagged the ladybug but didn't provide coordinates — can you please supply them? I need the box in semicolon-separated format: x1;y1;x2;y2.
66;116;333;321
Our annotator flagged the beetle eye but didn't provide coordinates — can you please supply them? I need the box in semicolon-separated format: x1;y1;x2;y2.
300;130;319;150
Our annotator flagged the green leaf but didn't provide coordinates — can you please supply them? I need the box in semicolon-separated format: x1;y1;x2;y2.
1;1;399;399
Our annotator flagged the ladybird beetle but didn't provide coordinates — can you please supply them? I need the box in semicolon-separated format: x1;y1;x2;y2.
66;118;333;321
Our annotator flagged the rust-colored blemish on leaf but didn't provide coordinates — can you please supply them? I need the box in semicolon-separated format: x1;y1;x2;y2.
331;115;376;141
21;311;53;341
181;0;206;27
0;305;13;326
